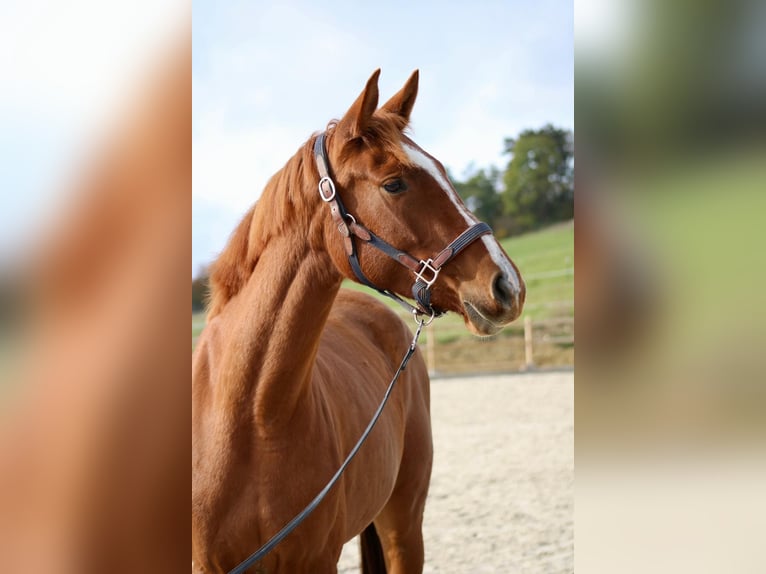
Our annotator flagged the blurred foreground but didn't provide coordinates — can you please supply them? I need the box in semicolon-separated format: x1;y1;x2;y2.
0;17;189;574
576;0;766;571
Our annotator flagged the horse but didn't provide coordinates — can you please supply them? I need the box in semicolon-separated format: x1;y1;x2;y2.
191;69;525;574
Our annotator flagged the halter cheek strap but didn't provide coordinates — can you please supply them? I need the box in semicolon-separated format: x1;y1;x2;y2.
314;132;491;317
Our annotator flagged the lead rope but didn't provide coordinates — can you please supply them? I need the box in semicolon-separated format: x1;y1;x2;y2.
227;317;427;574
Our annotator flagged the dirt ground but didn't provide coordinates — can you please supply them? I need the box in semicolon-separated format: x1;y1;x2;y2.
338;371;573;573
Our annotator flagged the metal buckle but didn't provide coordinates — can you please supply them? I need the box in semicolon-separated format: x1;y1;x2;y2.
318;176;336;202
415;258;440;288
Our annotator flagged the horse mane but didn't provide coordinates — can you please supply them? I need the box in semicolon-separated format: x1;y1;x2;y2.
206;137;316;317
206;112;412;317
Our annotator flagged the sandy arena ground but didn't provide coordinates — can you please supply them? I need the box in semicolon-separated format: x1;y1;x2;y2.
338;371;573;573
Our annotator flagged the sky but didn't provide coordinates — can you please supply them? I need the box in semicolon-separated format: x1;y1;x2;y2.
192;0;573;275
0;1;573;275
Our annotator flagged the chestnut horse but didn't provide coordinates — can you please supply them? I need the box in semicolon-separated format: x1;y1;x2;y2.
192;70;525;573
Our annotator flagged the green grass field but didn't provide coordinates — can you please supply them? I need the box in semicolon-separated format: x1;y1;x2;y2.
193;220;574;351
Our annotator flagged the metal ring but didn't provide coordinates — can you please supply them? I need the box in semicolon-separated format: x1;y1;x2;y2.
318;176;336;202
413;306;437;327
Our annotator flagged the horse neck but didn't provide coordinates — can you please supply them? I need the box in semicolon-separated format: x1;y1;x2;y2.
204;159;342;424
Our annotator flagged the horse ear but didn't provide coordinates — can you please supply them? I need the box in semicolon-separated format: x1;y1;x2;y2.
337;69;380;139
381;69;419;125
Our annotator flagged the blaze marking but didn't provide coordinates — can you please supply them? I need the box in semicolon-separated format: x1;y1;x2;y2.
403;143;520;292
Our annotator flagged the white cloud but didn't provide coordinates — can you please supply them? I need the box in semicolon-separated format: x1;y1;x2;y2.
192;109;307;212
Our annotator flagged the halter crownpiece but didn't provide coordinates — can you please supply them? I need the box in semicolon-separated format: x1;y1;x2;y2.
313;132;492;318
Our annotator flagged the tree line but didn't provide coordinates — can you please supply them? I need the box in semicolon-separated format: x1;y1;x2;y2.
193;124;572;310
451;124;573;238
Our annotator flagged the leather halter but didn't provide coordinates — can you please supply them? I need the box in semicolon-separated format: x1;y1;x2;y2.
313;132;491;318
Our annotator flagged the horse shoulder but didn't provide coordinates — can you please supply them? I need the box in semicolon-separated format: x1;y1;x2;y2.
329;289;413;352
192;316;223;398
322;288;430;418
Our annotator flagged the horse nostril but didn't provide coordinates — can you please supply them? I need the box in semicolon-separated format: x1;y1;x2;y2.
492;273;515;308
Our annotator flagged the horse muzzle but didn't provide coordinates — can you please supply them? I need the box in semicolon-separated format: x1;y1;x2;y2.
460;272;525;336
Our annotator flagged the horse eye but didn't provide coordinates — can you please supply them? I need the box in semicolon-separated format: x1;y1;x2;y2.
382;179;406;194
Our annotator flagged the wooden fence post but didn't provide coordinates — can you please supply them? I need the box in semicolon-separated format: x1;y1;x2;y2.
524;315;534;370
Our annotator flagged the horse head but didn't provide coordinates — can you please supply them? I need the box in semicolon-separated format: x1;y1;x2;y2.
319;69;525;335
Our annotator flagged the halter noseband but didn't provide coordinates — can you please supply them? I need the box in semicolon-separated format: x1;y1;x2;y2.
313;132;491;319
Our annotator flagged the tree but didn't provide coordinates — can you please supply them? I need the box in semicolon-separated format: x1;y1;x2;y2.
192;271;209;312
502;125;573;232
452;166;503;231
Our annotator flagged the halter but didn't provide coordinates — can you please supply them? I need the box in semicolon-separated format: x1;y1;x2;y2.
313;132;491;319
